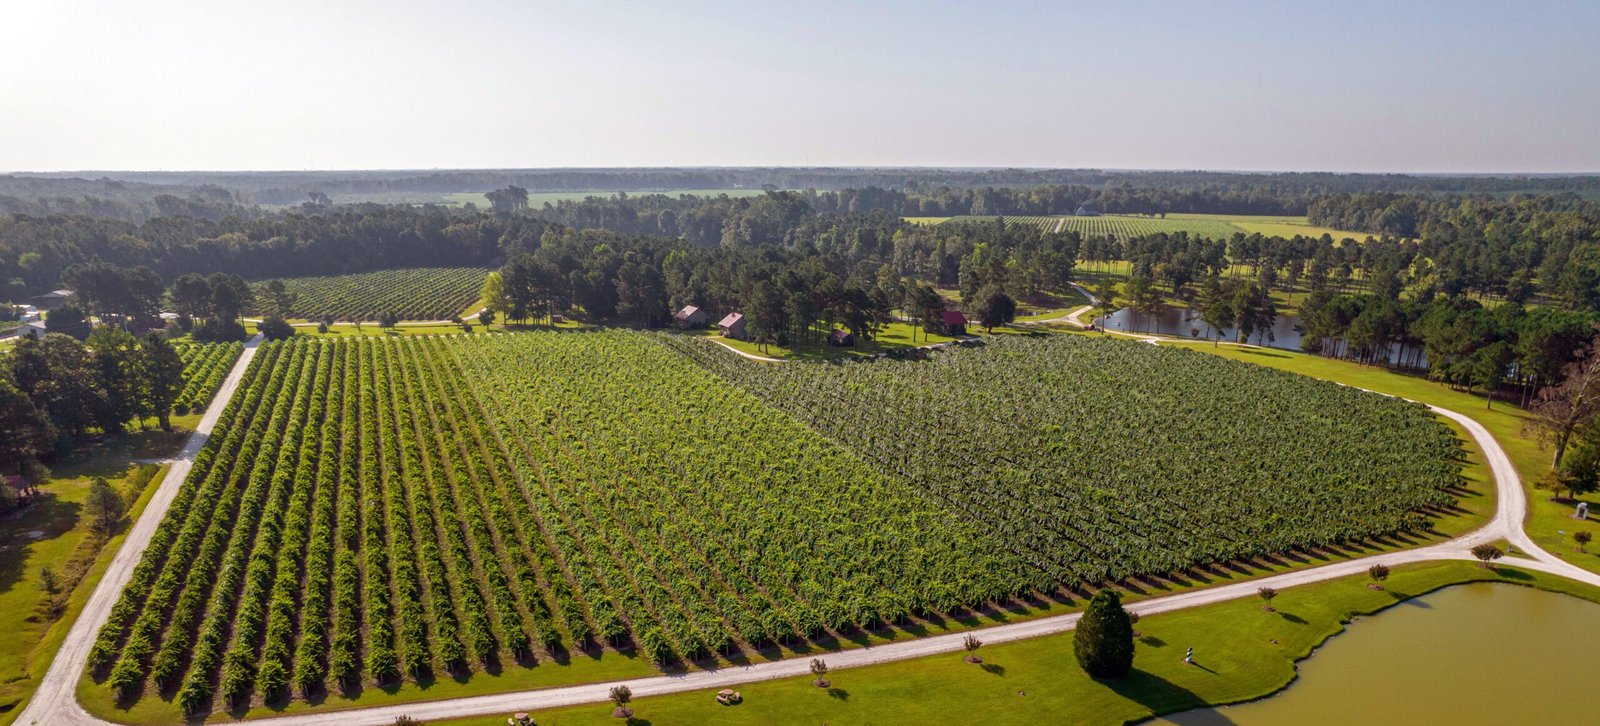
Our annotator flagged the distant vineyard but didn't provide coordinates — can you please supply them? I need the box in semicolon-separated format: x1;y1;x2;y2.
667;334;1462;585
88;333;1009;715
941;215;1059;231
940;214;1247;240
251;267;487;321
173;341;243;413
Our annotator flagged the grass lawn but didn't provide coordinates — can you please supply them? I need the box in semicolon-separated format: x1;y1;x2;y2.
1164;341;1600;575
430;561;1597;726
0;451;168;726
902;216;950;225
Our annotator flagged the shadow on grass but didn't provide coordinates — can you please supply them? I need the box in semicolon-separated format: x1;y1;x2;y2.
827;687;850;701
1103;667;1217;717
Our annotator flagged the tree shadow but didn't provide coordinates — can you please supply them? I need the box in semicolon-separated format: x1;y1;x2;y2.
1140;635;1168;648
827;687;850;701
1277;611;1307;625
1103;667;1216;715
1494;567;1534;581
980;663;1006;676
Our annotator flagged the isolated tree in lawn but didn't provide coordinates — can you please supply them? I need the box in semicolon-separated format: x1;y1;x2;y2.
85;477;125;536
608;684;633;718
1368;563;1390;588
1527;339;1600;469
810;657;830;687
963;634;983;663
908;283;945;341
1471;543;1504;567
1075;590;1134;678
1575;531;1592;552
1257;586;1278;612
974;285;1017;332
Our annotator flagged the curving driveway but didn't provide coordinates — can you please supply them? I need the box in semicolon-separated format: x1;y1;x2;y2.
18;332;1600;726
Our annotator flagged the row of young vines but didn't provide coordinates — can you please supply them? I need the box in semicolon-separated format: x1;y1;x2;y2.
173;341;243;413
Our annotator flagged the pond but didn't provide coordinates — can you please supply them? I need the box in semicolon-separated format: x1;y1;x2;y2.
1158;583;1600;725
1093;306;1304;348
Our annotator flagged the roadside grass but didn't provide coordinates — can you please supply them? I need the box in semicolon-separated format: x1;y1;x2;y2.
1164;341;1600;575
432;562;1598;726
0;457;167;726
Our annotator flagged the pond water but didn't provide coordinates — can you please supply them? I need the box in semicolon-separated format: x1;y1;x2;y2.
1092;305;1428;368
1093;306;1304;348
1158;583;1600;725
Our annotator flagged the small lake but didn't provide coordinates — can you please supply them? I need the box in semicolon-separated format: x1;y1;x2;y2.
1093;305;1427;368
1158;583;1600;725
1093;306;1304;348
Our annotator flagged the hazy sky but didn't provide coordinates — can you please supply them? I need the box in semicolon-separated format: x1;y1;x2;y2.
2;0;1597;173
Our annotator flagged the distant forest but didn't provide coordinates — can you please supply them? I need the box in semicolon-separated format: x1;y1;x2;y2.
4;167;1600;222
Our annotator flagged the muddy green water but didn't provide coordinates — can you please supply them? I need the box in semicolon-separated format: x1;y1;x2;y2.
1161;583;1598;725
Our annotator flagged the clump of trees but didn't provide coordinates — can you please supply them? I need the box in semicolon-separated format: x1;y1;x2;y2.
1074;590;1134;679
2;331;185;473
170;272;254;341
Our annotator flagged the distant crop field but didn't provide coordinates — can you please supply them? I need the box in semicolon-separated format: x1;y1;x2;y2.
251;267;488;322
445;189;772;208
929;213;1375;242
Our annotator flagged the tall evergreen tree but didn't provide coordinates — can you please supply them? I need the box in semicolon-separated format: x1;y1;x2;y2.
1075;590;1135;678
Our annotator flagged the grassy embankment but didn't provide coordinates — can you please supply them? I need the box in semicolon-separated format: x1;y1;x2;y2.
431;561;1595;726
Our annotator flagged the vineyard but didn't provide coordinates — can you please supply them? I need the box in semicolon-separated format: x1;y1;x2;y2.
250;267;488;321
85;330;1464;716
665;334;1463;585
940;214;1252;240
173;341;243;414
87;333;1013;715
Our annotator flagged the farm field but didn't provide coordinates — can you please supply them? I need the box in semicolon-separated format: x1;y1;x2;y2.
80;331;1468;720
250;267;489;322
445;189;771;208
930;214;1374;242
83;333;1012;719
172;341;243;414
667;334;1465;585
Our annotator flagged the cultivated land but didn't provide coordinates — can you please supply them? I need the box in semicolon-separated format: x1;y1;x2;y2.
249;268;488;322
930;214;1372;242
443;190;771;208
172;342;244;413
72;330;1472;721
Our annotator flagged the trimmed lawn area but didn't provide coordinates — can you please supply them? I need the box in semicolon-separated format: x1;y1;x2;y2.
1166;341;1600;576
0;456;167;726
432;562;1598;726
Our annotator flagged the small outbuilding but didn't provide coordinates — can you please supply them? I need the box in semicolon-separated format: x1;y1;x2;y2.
674;305;708;329
828;329;855;347
718;312;747;340
30;289;73;311
18;321;48;338
941;310;968;336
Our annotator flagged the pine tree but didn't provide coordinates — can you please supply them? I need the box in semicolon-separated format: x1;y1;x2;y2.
1075;590;1134;678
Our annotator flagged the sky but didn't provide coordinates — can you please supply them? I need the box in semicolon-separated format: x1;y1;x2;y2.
1;0;1597;173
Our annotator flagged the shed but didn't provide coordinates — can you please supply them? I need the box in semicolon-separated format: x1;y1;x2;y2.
941;310;968;336
829;329;855;347
673;305;708;330
30;289;73;311
718;312;748;340
19;321;48;338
